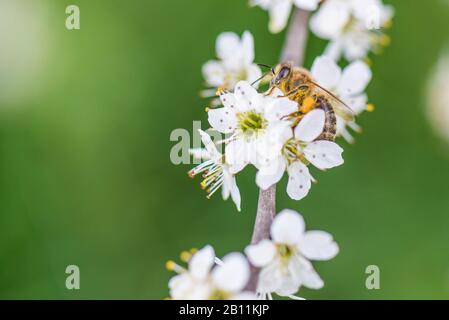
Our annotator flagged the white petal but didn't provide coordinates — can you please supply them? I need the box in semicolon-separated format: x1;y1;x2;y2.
241;31;255;65
169;274;212;300
168;274;191;299
264;96;298;122
187;283;213;300
299;230;339;261
256;156;287;190
293;0;320;11
342;93;368;114
189;245;215;281
202;60;226;88
274;272;301;296
207;107;236;134
293;256;324;289
189;148;211;161
246;64;263;87
252;129;288;169
222;169;241;211
303;140;344;170
245;239;277;267
257;261;284;293
294;109;325;142
198;129;220;159
309;0;350;39
284;255;324;294
234;81;259;111
216;32;241;62
225;138;249;174
286;161;312;201
219;91;238;109
337;60;372;96
271;209;305;245
343;37;371;61
324;40;343;62
212;252;250;293
311;55;342;90
269;0;293;33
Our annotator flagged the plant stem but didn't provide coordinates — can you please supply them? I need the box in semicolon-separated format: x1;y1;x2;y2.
281;9;310;65
246;8;310;293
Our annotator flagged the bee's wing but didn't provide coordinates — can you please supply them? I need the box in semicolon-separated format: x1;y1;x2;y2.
310;81;355;122
332;100;355;122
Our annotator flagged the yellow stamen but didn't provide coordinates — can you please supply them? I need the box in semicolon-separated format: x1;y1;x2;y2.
380;34;391;47
383;20;393;29
190;248;198;254
216;87;225;96
165;260;176;271
364;57;373;66
180;251;192;262
366;104;375;112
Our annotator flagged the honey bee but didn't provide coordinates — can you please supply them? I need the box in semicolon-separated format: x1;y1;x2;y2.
265;62;354;141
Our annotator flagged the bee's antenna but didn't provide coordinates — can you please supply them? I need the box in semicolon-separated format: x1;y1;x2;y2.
257;63;276;75
251;71;272;87
257;63;272;69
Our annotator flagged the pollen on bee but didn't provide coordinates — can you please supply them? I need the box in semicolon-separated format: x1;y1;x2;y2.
301;96;316;113
367;103;375;112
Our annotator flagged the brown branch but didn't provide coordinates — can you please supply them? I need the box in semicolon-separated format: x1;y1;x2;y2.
246;8;310;293
281;9;310;65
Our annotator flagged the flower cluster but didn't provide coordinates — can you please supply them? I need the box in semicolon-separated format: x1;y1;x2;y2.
253;0;394;61
167;0;394;300
310;0;394;61
202;31;262;99
167;209;337;300
190;79;345;210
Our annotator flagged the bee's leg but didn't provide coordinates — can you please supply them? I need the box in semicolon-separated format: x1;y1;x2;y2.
282;88;299;97
264;86;277;96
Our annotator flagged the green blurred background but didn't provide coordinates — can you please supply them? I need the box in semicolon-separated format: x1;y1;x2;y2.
0;0;448;299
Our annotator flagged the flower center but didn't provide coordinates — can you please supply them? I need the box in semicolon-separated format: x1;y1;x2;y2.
237;111;267;136
277;244;295;260
282;138;307;164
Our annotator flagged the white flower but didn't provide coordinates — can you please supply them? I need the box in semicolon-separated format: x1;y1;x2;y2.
168;246;215;300
168;245;255;300
250;0;322;33
208;81;297;174
311;55;372;143
310;0;394;61
189;130;241;211
202;31;262;97
245;209;339;298
256;108;344;201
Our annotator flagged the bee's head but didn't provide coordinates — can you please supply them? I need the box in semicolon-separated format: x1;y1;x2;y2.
271;63;292;87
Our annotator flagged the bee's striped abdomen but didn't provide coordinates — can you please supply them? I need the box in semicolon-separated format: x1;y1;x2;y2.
315;96;337;142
